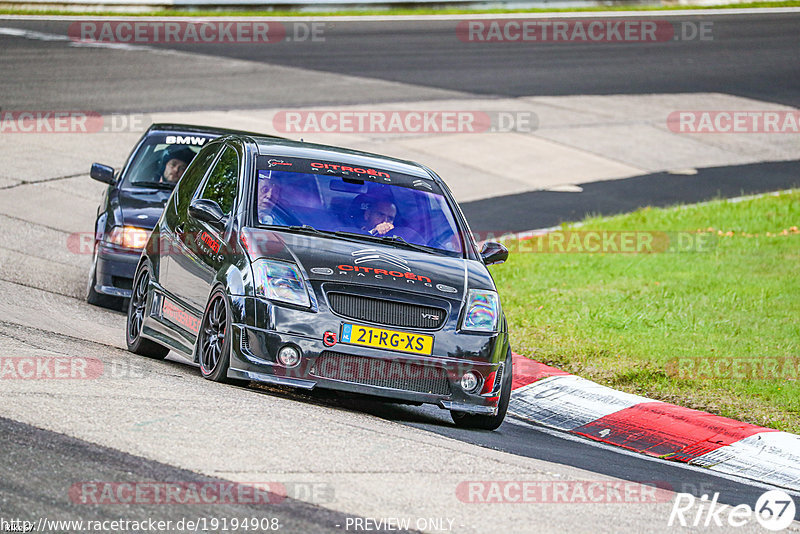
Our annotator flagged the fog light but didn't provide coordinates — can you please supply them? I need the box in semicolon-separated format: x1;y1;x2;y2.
277;345;301;368
460;371;481;393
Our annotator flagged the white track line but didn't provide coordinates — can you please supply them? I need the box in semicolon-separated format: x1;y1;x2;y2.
0;26;159;51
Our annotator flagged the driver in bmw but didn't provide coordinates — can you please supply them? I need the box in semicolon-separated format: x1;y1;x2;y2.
157;147;195;184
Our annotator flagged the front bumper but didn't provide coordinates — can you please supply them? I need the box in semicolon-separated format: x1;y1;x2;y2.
93;242;140;298
226;298;507;415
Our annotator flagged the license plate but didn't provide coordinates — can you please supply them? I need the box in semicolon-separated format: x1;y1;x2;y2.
340;323;433;356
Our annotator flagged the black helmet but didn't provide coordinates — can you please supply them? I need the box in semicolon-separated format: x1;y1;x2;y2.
158;146;195;170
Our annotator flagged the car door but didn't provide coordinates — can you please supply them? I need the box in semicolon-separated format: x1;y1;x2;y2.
170;144;241;312
159;143;222;301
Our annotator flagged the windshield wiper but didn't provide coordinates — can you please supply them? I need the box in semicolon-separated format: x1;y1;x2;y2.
334;231;437;255
287;225;332;235
132;182;174;190
261;224;338;238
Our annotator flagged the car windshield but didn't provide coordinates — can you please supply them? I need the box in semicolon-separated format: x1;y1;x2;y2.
254;161;464;257
122;134;215;189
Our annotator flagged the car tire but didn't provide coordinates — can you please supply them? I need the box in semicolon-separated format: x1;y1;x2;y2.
126;265;170;359
87;245;126;311
451;348;513;431
197;288;244;385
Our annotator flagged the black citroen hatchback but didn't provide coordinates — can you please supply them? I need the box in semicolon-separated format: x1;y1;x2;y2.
126;134;512;429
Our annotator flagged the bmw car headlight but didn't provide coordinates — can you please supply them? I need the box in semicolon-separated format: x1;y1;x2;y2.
461;290;500;333
252;259;310;307
106;226;150;250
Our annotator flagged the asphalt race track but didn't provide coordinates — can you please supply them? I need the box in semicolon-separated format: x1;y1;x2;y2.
2;13;800;111
1;10;799;533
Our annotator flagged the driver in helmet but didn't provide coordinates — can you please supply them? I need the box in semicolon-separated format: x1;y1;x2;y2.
157;146;195;184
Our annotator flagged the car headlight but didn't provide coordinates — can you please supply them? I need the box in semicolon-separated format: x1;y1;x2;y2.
252;259;310;307
106;226;150;250
461;289;500;333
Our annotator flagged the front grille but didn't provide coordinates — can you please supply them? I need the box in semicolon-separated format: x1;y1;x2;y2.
327;292;446;329
312;351;451;396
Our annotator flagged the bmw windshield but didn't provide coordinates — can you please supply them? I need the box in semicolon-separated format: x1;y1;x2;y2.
254;157;465;257
122;134;215;189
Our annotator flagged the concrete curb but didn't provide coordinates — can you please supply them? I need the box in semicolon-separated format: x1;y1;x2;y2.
508;354;800;491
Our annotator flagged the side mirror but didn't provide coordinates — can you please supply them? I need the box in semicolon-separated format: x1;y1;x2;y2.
189;198;226;226
90;163;115;185
479;241;508;266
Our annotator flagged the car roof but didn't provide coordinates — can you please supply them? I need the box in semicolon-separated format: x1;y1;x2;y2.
146;123;283;139
247;135;436;181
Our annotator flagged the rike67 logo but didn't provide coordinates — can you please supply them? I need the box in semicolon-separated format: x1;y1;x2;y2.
669;490;796;531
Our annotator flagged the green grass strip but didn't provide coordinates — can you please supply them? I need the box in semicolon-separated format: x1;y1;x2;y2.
491;190;800;432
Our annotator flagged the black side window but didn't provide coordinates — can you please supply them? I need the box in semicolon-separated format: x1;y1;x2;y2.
199;147;239;216
174;144;221;214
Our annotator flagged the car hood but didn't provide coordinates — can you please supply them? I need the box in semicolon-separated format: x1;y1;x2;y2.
241;228;497;301
117;187;173;230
